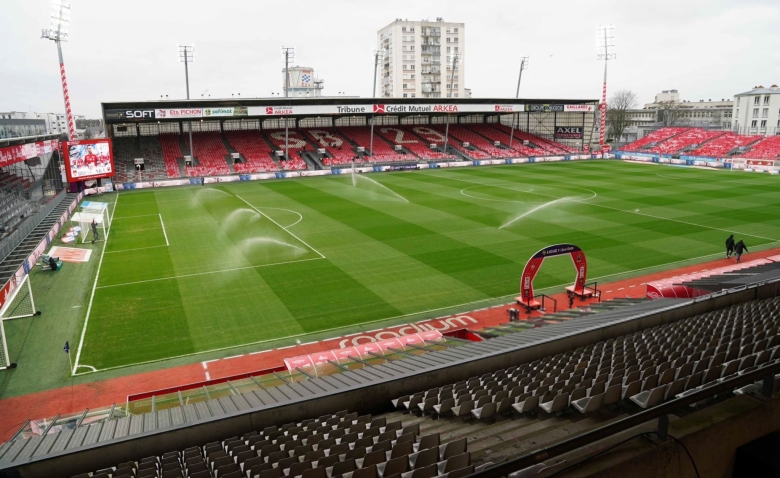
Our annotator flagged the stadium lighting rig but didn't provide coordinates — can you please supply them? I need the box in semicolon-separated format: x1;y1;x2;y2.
41;0;77;141
596;25;616;147
281;46;295;98
509;56;530;150
372;49;386;98
443;53;462;155
178;44;196;165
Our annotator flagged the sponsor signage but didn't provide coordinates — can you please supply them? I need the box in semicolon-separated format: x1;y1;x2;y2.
248;103;526;117
155;108;203;119
0;140;60;168
104;109;155;121
203;106;248;117
564;104;596;113
525;104;564;112
554;126;584;139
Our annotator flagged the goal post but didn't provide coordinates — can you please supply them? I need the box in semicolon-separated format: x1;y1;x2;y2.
0;274;41;370
72;201;111;243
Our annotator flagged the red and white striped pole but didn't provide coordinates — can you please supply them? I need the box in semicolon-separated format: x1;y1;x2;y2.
57;41;77;141
600;68;607;147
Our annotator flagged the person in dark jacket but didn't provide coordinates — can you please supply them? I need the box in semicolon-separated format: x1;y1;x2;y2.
735;239;748;263
725;234;735;258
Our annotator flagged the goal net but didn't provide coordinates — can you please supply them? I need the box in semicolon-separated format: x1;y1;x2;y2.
0;274;40;370
72;201;111;243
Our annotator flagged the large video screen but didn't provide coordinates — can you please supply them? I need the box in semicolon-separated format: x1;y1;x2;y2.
64;139;115;182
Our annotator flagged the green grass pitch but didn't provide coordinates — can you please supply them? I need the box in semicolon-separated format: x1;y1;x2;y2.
74;161;780;371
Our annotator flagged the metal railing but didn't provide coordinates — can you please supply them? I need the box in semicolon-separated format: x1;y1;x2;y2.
0;189;67;262
470;360;780;478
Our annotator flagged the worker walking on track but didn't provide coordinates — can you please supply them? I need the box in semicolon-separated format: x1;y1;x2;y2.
725;234;735;258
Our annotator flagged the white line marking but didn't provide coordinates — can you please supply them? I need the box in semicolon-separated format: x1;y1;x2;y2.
259;207;304;229
205;372;211;380
224;354;243;360
249;350;269;355
204;358;219;363
104;245;168;254
277;345;295;350
113;214;161;219
618;288;625;291
159;214;169;246
235;194;326;259
74;364;97;372
96;257;325;289
202;362;208;370
366;328;384;333
299;341;318;346
73;194;119;374
606;290;613;293
629;285;636;288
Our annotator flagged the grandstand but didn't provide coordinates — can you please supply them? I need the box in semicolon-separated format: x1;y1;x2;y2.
102;98;593;181
620;126;780;160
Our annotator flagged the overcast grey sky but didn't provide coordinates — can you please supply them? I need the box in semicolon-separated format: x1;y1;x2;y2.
2;0;778;118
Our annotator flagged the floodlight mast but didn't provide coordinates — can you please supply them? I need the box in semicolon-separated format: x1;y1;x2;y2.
178;45;195;166
41;0;77;141
596;25;616;148
509;57;529;151
281;46;295;98
443;54;460;156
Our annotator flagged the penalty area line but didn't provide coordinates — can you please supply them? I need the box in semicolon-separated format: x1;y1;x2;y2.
159;214;169;246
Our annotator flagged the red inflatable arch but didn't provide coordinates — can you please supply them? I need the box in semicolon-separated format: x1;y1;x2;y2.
516;244;595;310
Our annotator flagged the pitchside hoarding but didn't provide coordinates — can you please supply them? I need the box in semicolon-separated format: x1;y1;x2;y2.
554;126;584;139
63;138;115;182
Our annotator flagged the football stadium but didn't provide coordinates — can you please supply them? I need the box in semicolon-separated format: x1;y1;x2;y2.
2;3;780;478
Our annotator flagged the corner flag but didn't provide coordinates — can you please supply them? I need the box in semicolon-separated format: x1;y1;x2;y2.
64;341;70;354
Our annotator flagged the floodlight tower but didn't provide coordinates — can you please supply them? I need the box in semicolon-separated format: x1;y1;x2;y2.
372;50;385;98
178;45;195;164
41;0;77;141
443;53;461;155
281;46;295;98
596;25;616;148
509;56;529;150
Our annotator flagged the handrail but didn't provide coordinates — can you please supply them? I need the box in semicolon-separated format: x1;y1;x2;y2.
538;294;557;313
468;360;780;478
0;188;67;262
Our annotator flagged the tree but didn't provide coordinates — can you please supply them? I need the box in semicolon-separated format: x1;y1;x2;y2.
606;90;638;142
657;101;685;126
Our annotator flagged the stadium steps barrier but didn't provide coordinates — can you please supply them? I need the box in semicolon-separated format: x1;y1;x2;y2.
0;190;73;276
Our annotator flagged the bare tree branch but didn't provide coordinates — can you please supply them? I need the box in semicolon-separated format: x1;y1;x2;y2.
657;101;686;126
606;90;638;141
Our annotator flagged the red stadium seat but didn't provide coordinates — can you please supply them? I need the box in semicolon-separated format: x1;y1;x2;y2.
183;132;231;177
338;127;417;162
687;133;764;157
224;130;279;173
734;136;780;160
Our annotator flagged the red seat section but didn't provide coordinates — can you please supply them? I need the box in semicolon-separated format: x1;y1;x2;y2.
338;127;416;162
491;124;577;155
374;126;455;160
301;128;358;166
225;130;279;173
407;125;489;159
687;133;764;157
159;133;183;178
431;124;507;158
648;129;726;155
265;129;308;171
621;128;687;152
471;124;541;156
183;132;231;177
734;136;780;160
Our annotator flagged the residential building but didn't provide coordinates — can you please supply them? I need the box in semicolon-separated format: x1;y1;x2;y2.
376;18;465;99
0;111;86;138
732;85;780;136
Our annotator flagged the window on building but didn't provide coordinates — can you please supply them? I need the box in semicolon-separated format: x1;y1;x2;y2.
454;37;458;42
751;120;757;127
446;37;451;42
403;84;408;89
454;28;458;32
753;108;759;117
760;120;767;128
446;28;450;33
410;65;415;70
765;96;771;105
763;108;769;117
737;97;740;106
411;93;416;98
403;93;408;98
411;74;415;79
754;96;760;105
410;46;414;51
410;27;414;32
446;47;450;52
402;27;406;32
